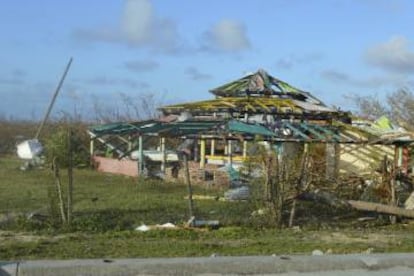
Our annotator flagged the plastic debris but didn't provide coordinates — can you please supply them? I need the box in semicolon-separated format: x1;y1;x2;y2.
135;223;177;231
224;186;250;201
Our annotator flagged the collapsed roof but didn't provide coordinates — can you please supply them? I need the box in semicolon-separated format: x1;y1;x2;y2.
210;69;324;105
159;69;346;120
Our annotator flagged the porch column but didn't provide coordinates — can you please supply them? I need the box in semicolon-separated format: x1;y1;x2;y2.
127;136;132;152
200;138;206;169
89;138;94;157
228;140;233;166
210;139;215;156
397;145;403;168
325;143;338;180
243;140;248;158
138;135;144;175
160;137;166;173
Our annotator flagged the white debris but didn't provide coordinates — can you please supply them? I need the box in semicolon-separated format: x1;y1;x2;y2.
311;249;324;256
159;222;176;228
17;139;43;160
404;192;414;210
136;223;177;231
363;247;374;254
135;224;150;232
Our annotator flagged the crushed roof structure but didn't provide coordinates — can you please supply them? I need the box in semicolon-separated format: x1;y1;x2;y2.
209;69;323;105
88;69;414;164
159;69;349;121
90;117;414;143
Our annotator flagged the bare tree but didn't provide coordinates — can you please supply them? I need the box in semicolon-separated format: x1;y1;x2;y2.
352;88;414;130
351;94;389;120
386;89;414;130
93;92;164;123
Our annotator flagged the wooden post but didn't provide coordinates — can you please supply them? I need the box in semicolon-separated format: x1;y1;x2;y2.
67;128;73;225
228;140;233;166
325;143;336;180
89;138;95;167
200;138;206;169
390;146;398;224
397;145;403;168
289;143;309;227
127;136;132;152
193;139;198;161
243;141;248;159
35;58;73;140
138;135;144;175
89;139;94;157
52;157;67;224
160;137;166;173
183;154;195;221
210;139;215;156
304;143;309;154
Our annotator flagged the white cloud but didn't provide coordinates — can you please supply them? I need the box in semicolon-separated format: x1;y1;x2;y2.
0;69;27;86
321;69;350;83
185;67;212;81
201;19;251;52
125;60;159;72
321;69;409;88
73;0;181;53
276;53;323;70
365;36;414;74
121;0;153;44
359;0;405;13
79;76;149;89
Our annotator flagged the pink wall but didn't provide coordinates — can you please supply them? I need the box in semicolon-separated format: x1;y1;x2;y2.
92;156;230;186
92;156;139;177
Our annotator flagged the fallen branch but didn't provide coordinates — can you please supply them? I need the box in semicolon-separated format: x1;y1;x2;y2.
347;200;414;219
298;190;414;219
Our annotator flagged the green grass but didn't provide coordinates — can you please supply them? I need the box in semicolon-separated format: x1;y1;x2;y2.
1;155;414;260
2;226;414;259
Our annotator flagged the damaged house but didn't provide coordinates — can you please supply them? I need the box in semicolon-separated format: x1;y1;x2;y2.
88;69;414;186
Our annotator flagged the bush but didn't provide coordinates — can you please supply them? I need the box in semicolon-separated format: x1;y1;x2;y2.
43;124;90;168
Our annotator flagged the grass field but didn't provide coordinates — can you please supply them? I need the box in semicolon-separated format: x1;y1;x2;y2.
1;155;414;260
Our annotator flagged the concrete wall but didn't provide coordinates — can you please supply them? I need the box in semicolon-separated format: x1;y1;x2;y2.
175;161;230;187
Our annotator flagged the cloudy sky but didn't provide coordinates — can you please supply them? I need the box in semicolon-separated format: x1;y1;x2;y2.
1;0;413;120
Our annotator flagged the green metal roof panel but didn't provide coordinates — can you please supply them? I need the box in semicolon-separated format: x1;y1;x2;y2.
89;120;222;137
227;120;275;137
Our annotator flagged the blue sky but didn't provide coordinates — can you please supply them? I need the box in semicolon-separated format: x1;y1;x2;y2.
1;0;414;120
